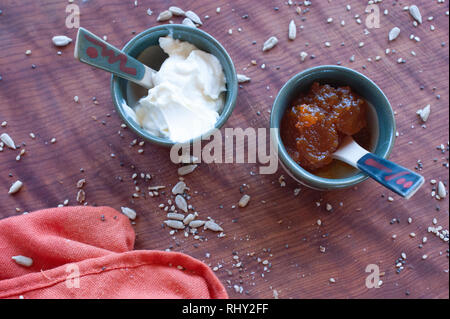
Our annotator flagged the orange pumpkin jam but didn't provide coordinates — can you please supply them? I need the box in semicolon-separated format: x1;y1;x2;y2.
281;82;368;172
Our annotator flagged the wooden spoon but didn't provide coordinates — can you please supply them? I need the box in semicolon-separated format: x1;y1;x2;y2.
333;136;424;199
74;27;156;89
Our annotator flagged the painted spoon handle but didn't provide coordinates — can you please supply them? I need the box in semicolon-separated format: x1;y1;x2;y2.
74;27;155;89
356;153;424;199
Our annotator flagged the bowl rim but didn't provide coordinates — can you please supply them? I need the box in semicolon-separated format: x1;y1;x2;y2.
111;24;238;147
270;65;396;189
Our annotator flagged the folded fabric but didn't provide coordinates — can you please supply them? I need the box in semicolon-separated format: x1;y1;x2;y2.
0;206;228;299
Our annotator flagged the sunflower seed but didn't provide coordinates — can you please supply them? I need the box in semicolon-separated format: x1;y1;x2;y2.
172;181;187;195
288;20;296;40
438;181;447;199
262;36;278;52
238;194;251;207
164;220;185;230
237;74;251;83
76;178;86;189
52;35;72;47
12;255;33;267
183;213;196;225
185;10;202;25
168;6;185;16
389;27;401;41
121;207;137;220
409;5;422;24
182;18;197;28
300;51;308;61
76;189;85;203
189;220;205;228
0;133;16;149
178;164;197;176
175;195;188;213
8;180;23;194
157;10;173;22
416;104;431;122
204;220;223;232
167;212;185;221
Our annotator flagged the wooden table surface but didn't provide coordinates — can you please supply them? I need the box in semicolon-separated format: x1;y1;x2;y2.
0;0;448;299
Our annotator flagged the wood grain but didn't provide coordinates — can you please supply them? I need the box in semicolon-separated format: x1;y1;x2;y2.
0;0;448;299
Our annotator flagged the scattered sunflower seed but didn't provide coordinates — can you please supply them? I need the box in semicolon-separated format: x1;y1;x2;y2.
288;20;296;40
237;74;251;83
167;212;185;221
8;180;23;195
178;164;197;176
76;178;86;189
175;195;188;213
300;51;308;62
189;220;206;228
168;6;185;16
389;27;401;41
172;181;186;195
164;220;185;230
182;18;196;28
52;35;72;47
438;181;447;199
12;255;33;267
157;10;172;22
409;5;422;24
121;207;137;220
185;10;202;25
238;194;251;207
76;189;85;203
204;220;223;232
416;104;431;122
183;213;196;225
262;36;278;52
0;133;16;149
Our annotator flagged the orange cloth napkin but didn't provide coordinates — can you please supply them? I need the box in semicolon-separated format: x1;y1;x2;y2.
0;206;228;299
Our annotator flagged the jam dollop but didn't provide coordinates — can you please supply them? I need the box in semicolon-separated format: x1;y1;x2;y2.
281;82;367;171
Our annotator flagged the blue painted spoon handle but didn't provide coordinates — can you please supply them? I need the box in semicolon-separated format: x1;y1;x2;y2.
333;136;424;199
74;27;155;89
356;153;424;199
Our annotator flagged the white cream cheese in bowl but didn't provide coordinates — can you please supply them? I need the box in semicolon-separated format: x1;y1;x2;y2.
130;36;227;143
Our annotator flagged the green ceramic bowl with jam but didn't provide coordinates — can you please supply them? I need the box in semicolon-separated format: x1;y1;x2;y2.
270;65;396;191
111;25;238;147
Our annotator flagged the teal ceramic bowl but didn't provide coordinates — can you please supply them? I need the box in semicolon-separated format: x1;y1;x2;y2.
111;25;238;147
270;65;396;191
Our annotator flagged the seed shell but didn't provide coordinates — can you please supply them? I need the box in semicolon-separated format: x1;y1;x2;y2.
262;36;278;52
121;207;137;220
438;181;447;199
0;133;16;149
167;212;185;221
389;27;401;41
182;18;197;28
12;255;33;267
237;74;251;83
8;180;23;194
168;6;185;16
409;5;422;24
172;181;187;195
164;220;185;230
175;195;188;213
178;164;197;176
157;10;173;22
185;10;202;25
204;220;223;232
52;35;72;47
288;20;296;40
189;220;205;228
238;194;251;207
